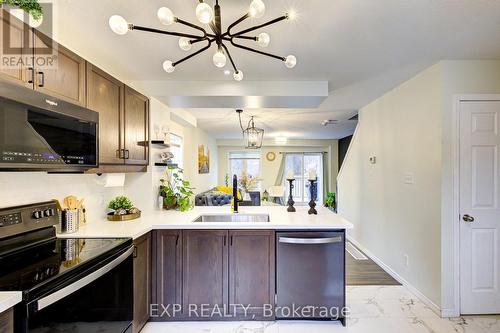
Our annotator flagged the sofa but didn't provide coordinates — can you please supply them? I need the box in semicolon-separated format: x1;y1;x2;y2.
195;188;261;206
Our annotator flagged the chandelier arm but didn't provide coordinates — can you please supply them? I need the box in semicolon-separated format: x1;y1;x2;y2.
233;35;258;41
225;13;250;37
173;38;213;67
175;18;207;38
220;43;238;72
231;15;288;37
230;39;285;62
131;25;204;40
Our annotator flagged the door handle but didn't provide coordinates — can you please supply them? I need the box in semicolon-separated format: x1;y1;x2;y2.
278;236;343;244
27;67;34;83
462;214;475;223
37;71;45;87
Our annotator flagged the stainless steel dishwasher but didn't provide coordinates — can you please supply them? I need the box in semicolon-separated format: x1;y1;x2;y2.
276;231;346;325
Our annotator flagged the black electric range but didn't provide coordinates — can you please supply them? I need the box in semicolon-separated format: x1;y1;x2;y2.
0;201;134;333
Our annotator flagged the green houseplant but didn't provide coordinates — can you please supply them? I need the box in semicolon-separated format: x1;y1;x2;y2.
107;196;141;221
1;0;43;19
159;166;195;212
325;192;337;212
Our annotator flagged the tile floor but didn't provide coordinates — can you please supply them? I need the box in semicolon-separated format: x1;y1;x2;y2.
142;286;500;333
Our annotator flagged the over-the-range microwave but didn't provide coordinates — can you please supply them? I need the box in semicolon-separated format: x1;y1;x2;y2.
0;79;99;172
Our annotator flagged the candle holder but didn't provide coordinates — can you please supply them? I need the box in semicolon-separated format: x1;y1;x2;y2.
287;179;296;212
308;179;318;215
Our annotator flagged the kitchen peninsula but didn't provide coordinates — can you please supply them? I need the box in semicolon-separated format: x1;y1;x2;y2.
59;205;353;327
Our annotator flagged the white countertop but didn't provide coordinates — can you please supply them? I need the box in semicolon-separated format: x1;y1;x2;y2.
58;206;353;240
0;291;22;314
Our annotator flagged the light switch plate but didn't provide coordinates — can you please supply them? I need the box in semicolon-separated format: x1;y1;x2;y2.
403;173;415;184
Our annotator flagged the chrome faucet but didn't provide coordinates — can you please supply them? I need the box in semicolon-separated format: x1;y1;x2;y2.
233;174;242;213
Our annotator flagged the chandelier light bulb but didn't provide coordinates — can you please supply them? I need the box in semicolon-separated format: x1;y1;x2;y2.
213;50;227;68
109;15;129;35
249;0;266;18
257;32;270;47
157;7;175;26
287;9;298;21
196;2;214;24
285;55;297;68
233;70;244;81
178;37;192;51
162;60;175;73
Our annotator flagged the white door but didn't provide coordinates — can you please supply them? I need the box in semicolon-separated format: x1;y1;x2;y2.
460;100;500;314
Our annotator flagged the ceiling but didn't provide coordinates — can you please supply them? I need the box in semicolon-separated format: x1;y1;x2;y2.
54;0;500;139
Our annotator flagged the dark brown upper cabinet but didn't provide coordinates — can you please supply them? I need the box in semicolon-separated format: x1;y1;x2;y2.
86;63;124;165
0;10;86;106
0;10;30;87
133;232;151;333
32;32;86;106
86;64;149;171
124;86;149;165
229;230;275;319
182;230;229;318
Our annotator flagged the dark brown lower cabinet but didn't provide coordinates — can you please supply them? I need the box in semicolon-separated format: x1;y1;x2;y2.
151;230;183;321
0;308;13;333
152;230;276;321
182;230;228;320
229;230;275;320
133;232;151;333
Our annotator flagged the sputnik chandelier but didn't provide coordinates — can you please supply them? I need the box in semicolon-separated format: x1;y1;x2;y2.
108;0;297;81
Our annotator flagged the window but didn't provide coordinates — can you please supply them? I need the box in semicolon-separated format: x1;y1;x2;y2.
169;133;183;168
228;152;261;179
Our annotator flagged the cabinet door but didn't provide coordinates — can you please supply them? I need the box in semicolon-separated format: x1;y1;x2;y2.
33;31;86;106
0;9;31;87
86;63;124;164
124;86;149;165
0;308;13;333
229;230;275;320
151;230;182;321
133;233;151;333
182;230;228;319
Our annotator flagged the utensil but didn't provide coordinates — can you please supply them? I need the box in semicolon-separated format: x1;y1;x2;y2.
64;196;78;210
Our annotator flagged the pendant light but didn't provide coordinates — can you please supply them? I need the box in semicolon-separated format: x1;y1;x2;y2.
236;110;264;149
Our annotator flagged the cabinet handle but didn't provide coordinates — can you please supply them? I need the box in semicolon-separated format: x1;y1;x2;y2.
223;235;227;246
175;234;179;246
133;245;138;258
27;67;34;83
230;235;233;246
37;71;45;87
124;150;130;159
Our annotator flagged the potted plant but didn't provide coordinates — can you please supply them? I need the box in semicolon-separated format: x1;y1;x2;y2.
325;192;337;212
107;196;141;221
159;166;195;212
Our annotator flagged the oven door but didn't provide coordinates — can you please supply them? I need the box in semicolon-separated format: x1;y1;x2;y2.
19;246;133;333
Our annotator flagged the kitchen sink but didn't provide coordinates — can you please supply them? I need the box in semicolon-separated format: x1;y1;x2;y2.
192;214;270;223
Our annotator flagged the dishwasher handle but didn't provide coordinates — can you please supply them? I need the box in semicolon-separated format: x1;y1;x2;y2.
278;236;343;244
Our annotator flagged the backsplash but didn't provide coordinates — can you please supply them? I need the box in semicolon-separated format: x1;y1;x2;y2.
0;172;124;222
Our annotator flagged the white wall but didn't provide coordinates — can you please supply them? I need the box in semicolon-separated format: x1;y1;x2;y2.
338;60;500;314
338;63;444;307
217;139;339;194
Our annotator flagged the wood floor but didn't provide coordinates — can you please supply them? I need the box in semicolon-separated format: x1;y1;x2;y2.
345;243;400;286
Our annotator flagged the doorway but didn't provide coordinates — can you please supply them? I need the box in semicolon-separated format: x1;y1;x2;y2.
459;99;500;314
284;153;324;205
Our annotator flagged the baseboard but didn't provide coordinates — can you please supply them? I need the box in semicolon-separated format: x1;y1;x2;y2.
441;308;460;318
347;236;443;317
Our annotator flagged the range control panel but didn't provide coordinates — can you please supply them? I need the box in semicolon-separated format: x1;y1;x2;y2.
0;201;60;239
